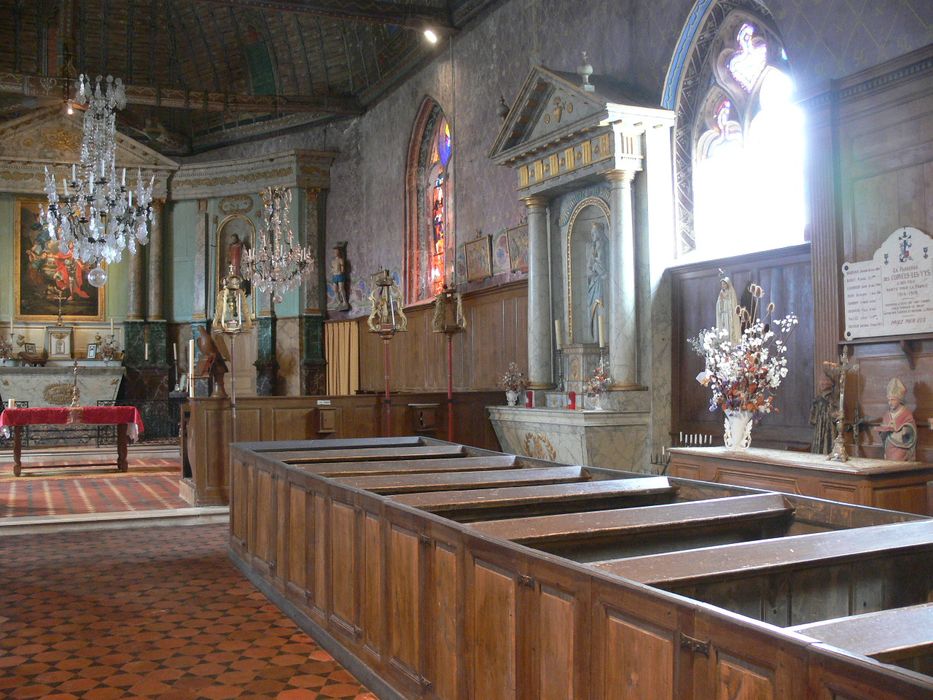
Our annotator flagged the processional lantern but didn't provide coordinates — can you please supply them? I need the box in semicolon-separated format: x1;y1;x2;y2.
367;270;407;434
432;287;466;441
212;266;254;428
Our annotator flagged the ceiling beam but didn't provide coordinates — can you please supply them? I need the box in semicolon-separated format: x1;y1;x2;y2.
192;0;454;30
0;72;364;116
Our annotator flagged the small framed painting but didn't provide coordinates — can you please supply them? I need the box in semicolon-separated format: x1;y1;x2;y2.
86;343;99;360
465;236;492;282
46;326;73;359
22;342;36;354
507;224;529;272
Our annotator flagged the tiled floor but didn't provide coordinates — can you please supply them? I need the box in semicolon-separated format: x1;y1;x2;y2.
0;458;188;517
0;524;377;699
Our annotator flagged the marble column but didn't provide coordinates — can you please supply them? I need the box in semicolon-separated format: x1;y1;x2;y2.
126;237;146;321
301;188;327;395
524;195;552;389
147;199;165;321
607;170;640;388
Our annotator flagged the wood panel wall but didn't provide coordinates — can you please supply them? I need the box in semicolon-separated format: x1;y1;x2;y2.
357;281;527;393
670;244;815;449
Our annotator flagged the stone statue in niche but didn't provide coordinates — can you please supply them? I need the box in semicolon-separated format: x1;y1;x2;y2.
328;242;350;311
878;378;917;461
716;271;742;344
586;222;607;340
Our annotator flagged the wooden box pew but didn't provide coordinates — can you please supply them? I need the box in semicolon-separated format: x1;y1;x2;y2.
390;476;677;522
594;520;933;627
468;493;797;562
333;466;592;495
228;439;933;699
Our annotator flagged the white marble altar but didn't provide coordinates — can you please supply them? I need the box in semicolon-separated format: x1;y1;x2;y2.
488;403;652;473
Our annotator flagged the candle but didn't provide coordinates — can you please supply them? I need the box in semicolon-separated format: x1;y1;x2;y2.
71;163;76;181
173;342;177;361
110;317;114;336
554;320;563;351
144;342;149;361
7;398;14;409
188;339;195;397
598;316;605;348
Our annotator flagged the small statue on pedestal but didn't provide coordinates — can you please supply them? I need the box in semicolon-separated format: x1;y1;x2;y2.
808;374;836;455
328;242;351;311
878;378;917;461
197;326;228;398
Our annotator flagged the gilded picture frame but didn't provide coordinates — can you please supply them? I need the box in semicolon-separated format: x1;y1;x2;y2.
46;326;73;359
14;198;105;322
465;236;492;282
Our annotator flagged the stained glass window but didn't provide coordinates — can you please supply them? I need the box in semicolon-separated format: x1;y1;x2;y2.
407;103;453;302
691;18;805;260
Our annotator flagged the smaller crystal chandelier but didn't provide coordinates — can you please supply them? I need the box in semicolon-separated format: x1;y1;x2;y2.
244;187;315;303
40;74;154;288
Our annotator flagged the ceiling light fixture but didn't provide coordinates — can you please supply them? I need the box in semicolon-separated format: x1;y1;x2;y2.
424;28;439;44
41;74;154;288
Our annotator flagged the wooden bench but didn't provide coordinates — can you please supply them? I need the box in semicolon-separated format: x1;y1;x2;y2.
261;444;465;464
594;519;933;586
288;454;517;477
335;466;589;494
392;476;674;520
790;603;933;664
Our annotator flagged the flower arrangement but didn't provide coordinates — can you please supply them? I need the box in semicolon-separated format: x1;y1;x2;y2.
0;337;12;361
498;362;527;392
690;284;798;415
585;361;612;397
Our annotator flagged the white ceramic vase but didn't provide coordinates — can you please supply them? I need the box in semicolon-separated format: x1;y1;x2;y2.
723;409;754;450
505;389;519;407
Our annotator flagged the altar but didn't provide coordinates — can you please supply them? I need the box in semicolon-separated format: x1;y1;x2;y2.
668;446;933;515
0;364;125;446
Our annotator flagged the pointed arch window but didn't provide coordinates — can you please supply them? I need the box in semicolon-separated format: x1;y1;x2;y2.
406;101;453;303
686;14;805;259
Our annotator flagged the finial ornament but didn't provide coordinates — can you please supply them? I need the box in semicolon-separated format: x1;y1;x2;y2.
577;51;595;92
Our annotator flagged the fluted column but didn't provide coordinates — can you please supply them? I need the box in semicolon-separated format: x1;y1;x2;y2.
147;199;165;320
608;170;640;388
524;195;552;389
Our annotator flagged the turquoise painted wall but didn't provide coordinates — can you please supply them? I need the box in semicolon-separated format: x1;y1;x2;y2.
166;199;197;323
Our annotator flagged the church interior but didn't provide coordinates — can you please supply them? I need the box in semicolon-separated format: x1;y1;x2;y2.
0;0;931;698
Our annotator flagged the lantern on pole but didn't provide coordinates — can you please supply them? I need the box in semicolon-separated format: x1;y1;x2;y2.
432;286;466;441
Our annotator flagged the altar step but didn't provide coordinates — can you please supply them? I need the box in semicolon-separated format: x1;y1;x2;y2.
0;443;179;462
0;506;229;536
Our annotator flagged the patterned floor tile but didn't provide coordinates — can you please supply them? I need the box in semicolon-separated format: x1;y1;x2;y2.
0;524;376;698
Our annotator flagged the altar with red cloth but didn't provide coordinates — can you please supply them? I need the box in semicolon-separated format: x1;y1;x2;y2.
1;406;144;476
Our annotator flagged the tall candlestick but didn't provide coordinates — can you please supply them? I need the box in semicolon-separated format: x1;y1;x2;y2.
188;339;195;397
554;320;563;351
598;316;606;348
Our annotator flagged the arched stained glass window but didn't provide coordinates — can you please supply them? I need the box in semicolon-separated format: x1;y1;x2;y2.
406;100;454;303
684;11;806;260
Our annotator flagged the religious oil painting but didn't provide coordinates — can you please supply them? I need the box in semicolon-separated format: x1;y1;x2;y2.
465;235;492;282
507;224;529;272
492;229;511;275
15;198;104;321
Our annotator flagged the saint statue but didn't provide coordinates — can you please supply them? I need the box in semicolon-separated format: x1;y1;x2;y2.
328;243;350;311
878;378;917;461
808;374;836;455
227;233;247;276
716;272;742;344
586;222;607;341
196;326;228;398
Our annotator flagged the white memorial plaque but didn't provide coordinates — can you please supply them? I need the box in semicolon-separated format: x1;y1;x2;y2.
843;227;933;340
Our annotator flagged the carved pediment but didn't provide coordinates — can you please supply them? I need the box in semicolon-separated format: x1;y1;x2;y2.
489;66;656;166
0;107;178;170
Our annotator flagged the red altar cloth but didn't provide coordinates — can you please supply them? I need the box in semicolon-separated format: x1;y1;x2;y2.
0;406;144;440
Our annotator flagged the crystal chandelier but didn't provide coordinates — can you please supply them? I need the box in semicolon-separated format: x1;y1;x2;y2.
244;187;315;303
40;74;154;288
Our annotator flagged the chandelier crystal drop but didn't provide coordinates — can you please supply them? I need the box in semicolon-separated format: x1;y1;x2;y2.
244;187;315;304
39;74;155;288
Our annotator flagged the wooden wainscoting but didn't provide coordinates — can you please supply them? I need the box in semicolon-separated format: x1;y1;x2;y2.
670;244;815;449
357;281;528;393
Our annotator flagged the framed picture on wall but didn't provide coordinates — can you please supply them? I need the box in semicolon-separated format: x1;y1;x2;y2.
465;236;492;282
507;224;529;272
15;198;105;322
46;326;73;359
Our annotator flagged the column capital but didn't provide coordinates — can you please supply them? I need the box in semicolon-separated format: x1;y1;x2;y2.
521;195;549;210
606;169;636;185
